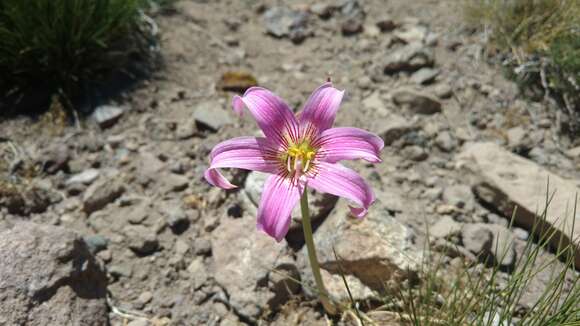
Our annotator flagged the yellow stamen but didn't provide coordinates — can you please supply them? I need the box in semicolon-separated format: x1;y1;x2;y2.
284;141;316;174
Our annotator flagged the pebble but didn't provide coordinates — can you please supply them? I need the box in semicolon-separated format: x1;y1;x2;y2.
66;169;100;186
92;105;125;129
392;88;442;115
193;101;232;132
411;67;440;85
83;234;109;254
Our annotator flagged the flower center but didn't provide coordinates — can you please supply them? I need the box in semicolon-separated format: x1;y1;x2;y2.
285;141;316;174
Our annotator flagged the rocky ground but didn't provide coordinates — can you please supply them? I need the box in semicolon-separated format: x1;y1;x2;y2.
1;0;579;325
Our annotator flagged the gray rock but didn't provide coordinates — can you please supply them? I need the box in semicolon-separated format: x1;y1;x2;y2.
187;257;209;290
92;105;124;128
193;101;233;132
123;225;159;255
392;88;442;115
339;0;363;18
442;185;474;211
435;130;458;152
212;216;294;321
263;7;310;43
458;142;580;267
411;67;440;85
461;223;516;269
372;113;418;146
127;201;151;224
66;169;100;186
83;177;125;214
41;143;70;174
394;24;429;44
83;234;109;254
310;3;334;18
301;199;421;291
430;216;462;239
433;83;453;99
461;224;493;255
380;44;434;75
0;222;108;326
403;145;428;161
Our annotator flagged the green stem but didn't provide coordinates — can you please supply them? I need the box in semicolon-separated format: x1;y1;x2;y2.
300;190;336;315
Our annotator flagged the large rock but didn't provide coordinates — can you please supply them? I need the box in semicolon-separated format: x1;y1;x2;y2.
212;216;298;321
301;199;421;291
0;222;108;326
458;142;580;267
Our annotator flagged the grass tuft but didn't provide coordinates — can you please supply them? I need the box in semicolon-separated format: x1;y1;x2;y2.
464;0;580;135
0;0;153;114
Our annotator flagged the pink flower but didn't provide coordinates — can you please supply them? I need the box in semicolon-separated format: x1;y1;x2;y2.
204;82;384;241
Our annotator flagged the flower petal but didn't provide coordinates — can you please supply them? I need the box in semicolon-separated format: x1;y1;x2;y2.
232;87;299;145
204;136;280;189
307;162;374;218
299;82;345;133
257;175;303;242
315;127;384;163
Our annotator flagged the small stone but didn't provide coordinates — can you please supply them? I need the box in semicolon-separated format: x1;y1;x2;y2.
433;84;453;99
565;146;580;158
138;291;153;305
175;239;189;256
372;113;418;145
92;105;124;128
194;237;212;256
310;3;334;18
435;131;458;152
411;67;440;85
462;224;493;255
430;216;462;239
376;17;398;32
394;24;428;44
127;202;150;224
66;169;100;186
380;44;434;75
124;225;159;255
403;145;428;161
341;17;363;35
83;234;109;254
83;178;125;214
392;88;442;115
263;7;310;43
442;185;474;211
193;101;232;132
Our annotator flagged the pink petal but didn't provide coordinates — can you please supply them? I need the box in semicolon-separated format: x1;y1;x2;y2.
299;82;345;133
307;162;375;218
315;127;384;163
232;87;300;145
257;175;304;242
204;137;281;189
